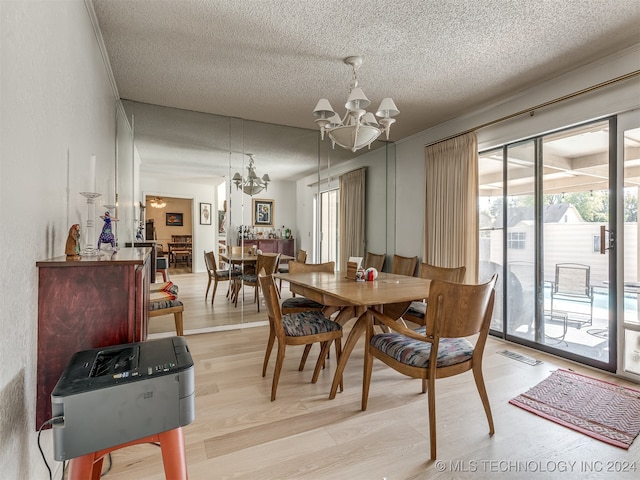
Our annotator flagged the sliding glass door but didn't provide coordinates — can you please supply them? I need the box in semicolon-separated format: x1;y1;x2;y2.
480;118;618;371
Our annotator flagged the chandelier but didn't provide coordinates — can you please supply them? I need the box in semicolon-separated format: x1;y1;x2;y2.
149;196;166;208
313;56;399;152
232;154;270;196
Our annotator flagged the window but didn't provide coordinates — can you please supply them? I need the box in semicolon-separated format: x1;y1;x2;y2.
507;231;526;249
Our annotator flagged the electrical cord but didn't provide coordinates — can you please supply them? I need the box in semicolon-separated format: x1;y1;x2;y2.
37;416;63;480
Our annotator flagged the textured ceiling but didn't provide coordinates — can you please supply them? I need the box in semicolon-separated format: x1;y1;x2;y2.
91;0;640;181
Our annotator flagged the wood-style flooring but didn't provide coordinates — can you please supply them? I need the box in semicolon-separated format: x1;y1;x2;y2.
100;272;639;479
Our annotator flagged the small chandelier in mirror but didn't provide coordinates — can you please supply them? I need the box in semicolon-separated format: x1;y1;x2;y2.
313;56;399;152
150;196;166;209
232;154;270;196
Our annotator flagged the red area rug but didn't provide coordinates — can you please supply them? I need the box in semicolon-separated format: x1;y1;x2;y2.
509;369;640;449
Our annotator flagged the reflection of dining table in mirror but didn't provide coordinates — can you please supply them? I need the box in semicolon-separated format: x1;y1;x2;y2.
221;253;295;304
273;271;431;399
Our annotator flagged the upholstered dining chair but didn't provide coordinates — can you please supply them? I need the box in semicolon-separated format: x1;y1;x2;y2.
258;272;343;401
361;275;498;459
402;264;467;326
391;254;418;277
364;251;385;272
204;250;241;303
281;261;337;371
236;253;281;310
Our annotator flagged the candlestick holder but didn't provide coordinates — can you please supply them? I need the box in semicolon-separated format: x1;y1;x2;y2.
80;192;102;257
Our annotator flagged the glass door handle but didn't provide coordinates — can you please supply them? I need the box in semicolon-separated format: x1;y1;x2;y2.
599;225;614;254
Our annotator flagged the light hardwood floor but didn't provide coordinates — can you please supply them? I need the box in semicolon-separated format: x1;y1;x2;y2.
102;272;639;479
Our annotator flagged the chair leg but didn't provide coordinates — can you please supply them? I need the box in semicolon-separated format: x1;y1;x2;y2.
427;374;437;460
311;341;332;384
298;344;312;371
211;280;218;303
263;329;276;377
173;311;183;336
421;378;427;394
205;276;212;300
472;362;495;436
361;341;373;410
271;343;286;401
161;270;168;282
335;338;343;393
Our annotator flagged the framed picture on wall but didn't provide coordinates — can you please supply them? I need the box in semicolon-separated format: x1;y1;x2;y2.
252;198;274;227
200;202;212;225
166;212;183;226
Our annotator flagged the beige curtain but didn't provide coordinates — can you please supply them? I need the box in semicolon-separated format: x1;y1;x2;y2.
339;168;366;273
423;132;478;282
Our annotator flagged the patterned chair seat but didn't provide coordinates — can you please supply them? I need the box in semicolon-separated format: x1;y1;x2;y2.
218;269;242;278
282;310;341;337
282;296;324;311
370;327;474;368
405;301;426;321
150;297;183;311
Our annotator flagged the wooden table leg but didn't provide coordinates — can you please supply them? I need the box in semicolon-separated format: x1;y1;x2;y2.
329;309;369;399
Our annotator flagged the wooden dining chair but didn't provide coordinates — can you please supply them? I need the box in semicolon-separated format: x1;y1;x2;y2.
391;254;418;276
402;264;467;326
281;261;337;371
204;250;241;303
236;253;281;310
361;275;498;459
364;251;385;272
259;272;343;401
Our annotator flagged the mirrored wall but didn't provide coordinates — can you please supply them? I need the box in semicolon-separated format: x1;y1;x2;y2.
115;100;395;333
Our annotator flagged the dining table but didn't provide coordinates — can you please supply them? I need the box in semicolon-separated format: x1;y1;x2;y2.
220;252;295;304
273;270;431;399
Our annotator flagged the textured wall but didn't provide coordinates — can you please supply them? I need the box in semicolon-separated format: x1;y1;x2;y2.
0;1;117;477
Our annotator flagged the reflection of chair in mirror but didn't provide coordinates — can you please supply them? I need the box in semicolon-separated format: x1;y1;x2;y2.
550;263;594;328
278;249;307;293
204;250;241;303
403;264;466;326
156;244;169;282
236;254;281;311
364;252;385;271
259;273;342;401
362;275;498;460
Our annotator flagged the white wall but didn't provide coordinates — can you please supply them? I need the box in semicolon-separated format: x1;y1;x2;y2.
0;1;118;477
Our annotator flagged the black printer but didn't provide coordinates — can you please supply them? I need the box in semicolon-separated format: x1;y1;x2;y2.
51;336;195;460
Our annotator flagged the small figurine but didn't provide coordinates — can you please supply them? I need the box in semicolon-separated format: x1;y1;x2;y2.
135;222;144;241
98;211;118;250
65;224;81;260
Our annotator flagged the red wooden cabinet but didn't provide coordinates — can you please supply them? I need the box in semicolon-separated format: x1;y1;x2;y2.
35;248;151;430
238;239;294;256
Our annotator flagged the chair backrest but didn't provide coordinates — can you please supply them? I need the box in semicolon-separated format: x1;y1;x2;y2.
419;263;466;283
289;261;335;274
258;273;285;337
256;253;281;276
425;275;498;340
391;254;418;276
296;249;308;263
231;245;254;255
555;263;591;296
364;252;385;271
204;250;215;273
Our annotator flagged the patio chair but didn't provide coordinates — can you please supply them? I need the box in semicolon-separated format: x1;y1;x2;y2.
550;263;594;328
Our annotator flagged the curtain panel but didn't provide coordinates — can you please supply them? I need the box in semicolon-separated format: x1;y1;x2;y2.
423;132;478;282
339;167;366;273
